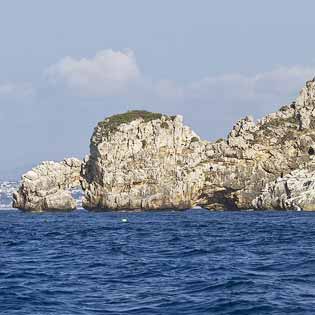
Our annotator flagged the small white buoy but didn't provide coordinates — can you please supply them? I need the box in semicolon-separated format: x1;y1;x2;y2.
121;218;128;223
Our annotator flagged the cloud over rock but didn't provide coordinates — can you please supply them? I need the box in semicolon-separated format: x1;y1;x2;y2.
46;49;140;96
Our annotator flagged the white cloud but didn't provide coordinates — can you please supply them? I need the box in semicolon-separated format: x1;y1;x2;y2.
153;65;315;115
143;65;315;139
0;82;35;100
46;49;315;113
46;49;141;96
252;66;315;97
182;66;315;103
44;48;315;138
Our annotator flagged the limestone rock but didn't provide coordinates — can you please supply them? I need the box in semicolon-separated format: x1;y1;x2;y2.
13;158;82;211
12;78;315;211
200;78;315;210
82;111;209;210
82;78;315;211
252;166;315;210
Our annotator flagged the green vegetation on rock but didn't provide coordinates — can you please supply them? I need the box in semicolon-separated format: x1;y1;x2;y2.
97;110;170;138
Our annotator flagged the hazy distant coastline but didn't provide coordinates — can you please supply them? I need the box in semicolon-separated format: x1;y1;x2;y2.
0;181;18;208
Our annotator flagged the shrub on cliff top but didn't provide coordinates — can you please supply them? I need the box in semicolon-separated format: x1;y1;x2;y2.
97;110;173;137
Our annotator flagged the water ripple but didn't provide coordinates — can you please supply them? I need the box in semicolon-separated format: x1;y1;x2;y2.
1;209;315;314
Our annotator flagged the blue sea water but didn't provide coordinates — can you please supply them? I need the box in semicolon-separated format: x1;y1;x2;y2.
1;209;315;315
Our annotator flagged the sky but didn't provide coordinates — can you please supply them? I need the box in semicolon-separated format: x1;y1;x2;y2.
2;0;315;179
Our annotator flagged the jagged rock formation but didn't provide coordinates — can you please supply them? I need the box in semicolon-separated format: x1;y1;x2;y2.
201;116;309;209
13;78;315;211
13;158;82;211
81;111;209;210
82;79;315;211
253;166;315;210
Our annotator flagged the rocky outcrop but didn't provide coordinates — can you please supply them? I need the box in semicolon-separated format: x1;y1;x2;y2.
200;79;315;210
13;158;82;211
13;78;315;211
81;111;209;210
252;165;315;210
82;79;315;211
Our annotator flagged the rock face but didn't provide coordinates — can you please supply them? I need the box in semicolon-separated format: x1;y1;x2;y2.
13;78;315;211
81;111;209;210
253;166;315;210
82;79;315;211
200;79;315;209
13;158;82;211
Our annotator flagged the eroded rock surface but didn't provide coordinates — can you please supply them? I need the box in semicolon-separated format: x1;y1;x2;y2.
82;111;209;210
201;79;315;209
13;78;315;211
13;158;82;211
82;79;315;211
253;165;315;210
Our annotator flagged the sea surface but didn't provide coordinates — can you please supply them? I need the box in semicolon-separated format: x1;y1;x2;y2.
1;209;315;315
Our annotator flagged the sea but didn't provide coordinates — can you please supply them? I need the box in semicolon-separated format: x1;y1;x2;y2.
1;209;315;315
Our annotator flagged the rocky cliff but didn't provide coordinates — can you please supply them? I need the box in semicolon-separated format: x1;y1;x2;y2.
200;104;315;209
81;111;209;210
13;158;82;211
253;164;315;210
82;79;315;211
13;78;315;211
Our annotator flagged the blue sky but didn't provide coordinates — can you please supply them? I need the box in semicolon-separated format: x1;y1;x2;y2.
1;0;315;179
